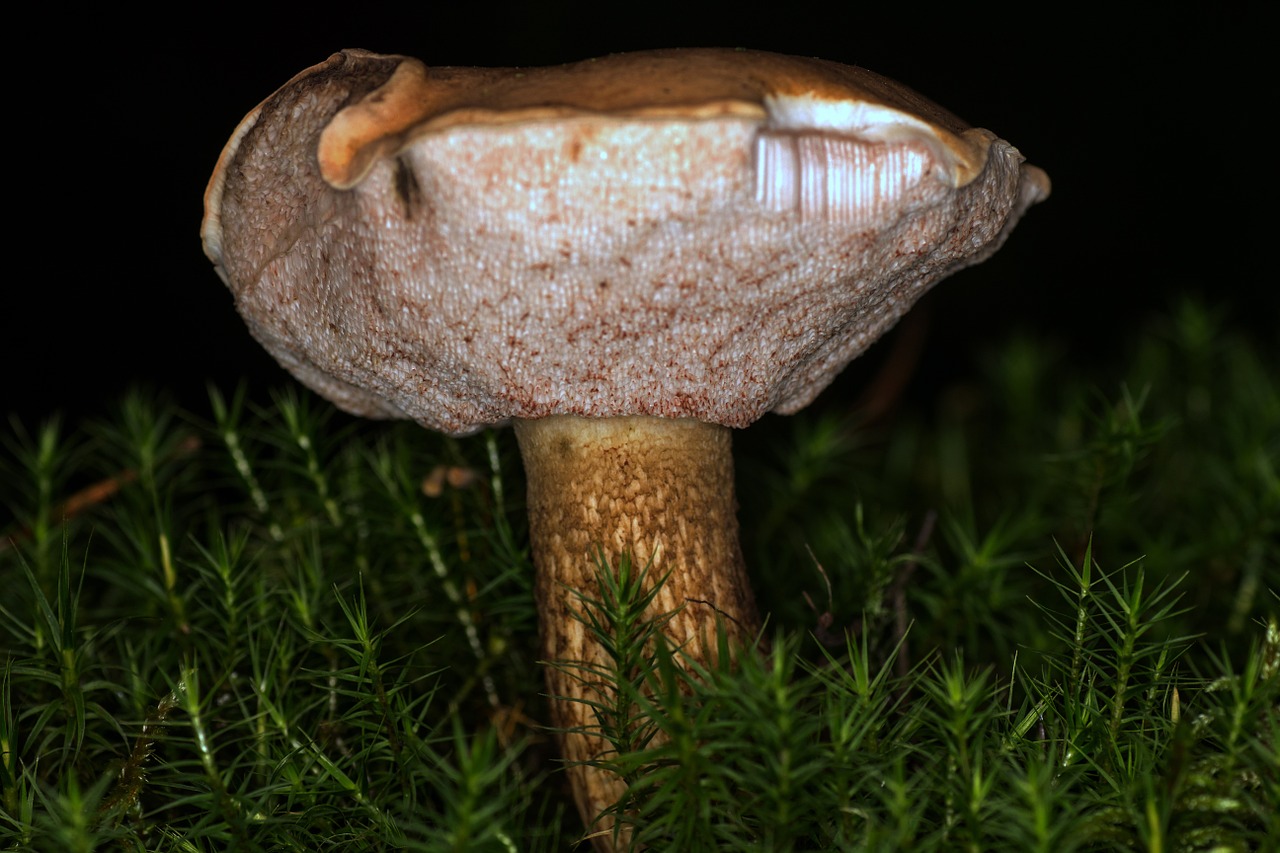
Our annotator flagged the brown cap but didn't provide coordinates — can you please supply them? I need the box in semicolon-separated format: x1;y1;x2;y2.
203;48;1049;435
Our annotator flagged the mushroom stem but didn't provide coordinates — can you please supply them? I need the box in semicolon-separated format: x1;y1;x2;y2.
513;414;760;847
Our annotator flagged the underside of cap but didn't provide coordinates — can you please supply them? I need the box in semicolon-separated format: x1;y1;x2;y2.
204;48;1048;435
314;48;993;190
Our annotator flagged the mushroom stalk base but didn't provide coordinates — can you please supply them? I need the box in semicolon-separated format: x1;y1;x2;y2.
514;415;760;850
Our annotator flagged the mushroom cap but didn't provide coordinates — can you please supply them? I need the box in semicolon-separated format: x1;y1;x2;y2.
203;48;1049;435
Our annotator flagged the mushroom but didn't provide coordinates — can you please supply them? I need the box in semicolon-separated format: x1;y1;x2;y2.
202;47;1049;848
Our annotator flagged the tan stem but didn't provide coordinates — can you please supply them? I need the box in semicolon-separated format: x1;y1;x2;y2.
513;415;760;850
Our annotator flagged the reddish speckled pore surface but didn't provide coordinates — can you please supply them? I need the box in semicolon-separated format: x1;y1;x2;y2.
204;49;1048;435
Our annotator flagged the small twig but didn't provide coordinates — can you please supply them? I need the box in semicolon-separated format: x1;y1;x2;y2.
420;464;482;498
852;306;931;425
97;689;181;823
891;510;937;681
0;435;202;553
410;466;499;708
801;546;843;649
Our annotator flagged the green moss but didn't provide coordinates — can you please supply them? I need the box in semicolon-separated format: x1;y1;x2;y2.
2;297;1276;850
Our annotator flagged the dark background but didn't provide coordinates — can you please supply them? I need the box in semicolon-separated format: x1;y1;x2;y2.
5;6;1271;428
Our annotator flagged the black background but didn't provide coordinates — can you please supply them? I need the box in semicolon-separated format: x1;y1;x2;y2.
6;5;1271;428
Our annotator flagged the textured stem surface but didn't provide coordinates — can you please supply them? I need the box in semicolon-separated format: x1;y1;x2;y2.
514;415;760;849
